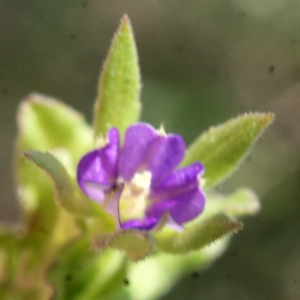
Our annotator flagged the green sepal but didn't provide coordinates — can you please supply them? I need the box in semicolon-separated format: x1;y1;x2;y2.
93;15;141;138
92;230;155;261
182;112;274;188
155;214;242;254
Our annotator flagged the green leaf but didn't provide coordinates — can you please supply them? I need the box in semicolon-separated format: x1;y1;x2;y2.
23;150;97;217
182;112;274;188
93;15;141;138
208;188;260;218
14;93;94;235
16;93;93;162
92;230;155;261
155;214;242;254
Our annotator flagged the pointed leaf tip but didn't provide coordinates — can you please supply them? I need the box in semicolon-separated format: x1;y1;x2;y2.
259;112;275;125
182;112;275;188
155;213;243;254
93;15;141;138
120;14;130;26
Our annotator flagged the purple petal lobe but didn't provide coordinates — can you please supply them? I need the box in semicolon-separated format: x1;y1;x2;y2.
148;134;185;187
120;123;157;181
168;188;205;223
98;128;120;181
82;182;106;203
121;216;158;231
77;127;119;202
151;162;204;201
146;188;205;224
77;150;110;202
165;214;184;231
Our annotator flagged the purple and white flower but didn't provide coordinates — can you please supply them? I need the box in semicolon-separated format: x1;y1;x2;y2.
77;123;205;231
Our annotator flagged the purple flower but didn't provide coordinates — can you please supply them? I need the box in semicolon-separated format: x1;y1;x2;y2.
77;123;205;231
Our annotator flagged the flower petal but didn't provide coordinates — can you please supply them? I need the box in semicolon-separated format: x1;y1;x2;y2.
169;188;205;224
99;127;120;180
121;216;158;231
151;162;204;201
77;127;119;202
146;188;205;225
81;182;106;204
120;123;157;181
165;214;184;231
148;134;185;187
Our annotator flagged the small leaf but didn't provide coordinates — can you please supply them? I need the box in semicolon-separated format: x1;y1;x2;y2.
16;93;93;161
155;214;242;254
92;230;155;261
182;112;274;188
23;150;101;218
217;188;260;217
24;151;73;200
93;14;141;138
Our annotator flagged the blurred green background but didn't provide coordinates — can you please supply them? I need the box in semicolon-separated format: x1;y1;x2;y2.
1;1;300;299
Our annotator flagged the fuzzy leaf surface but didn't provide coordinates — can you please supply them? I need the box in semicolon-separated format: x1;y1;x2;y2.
23;150;97;217
182;112;274;188
93;15;141;138
155;213;242;254
92;230;155;261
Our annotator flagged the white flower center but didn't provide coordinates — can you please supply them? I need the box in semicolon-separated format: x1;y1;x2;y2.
119;171;152;220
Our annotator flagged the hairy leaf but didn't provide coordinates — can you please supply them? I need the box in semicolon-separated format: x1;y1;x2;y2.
155;214;242;254
92;230;155;261
182;112;274;188
93;15;141;138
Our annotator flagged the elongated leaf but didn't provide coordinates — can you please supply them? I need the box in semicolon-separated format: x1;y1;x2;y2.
92;230;155;261
182;113;274;188
23;151;78;212
155;214;242;254
93;15;141;138
23;150;110;221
